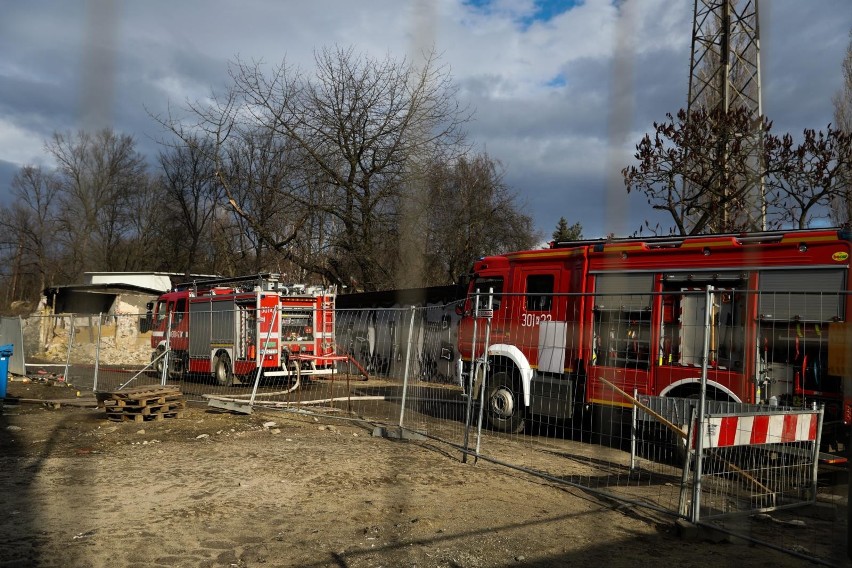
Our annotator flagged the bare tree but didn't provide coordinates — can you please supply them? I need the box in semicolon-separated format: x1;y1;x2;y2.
831;30;852;225
624;105;852;234
623;106;777;235
158;46;470;290
0;166;62;308
218;128;312;276
118;174;174;271
158;136;223;275
424;153;539;285
770;126;852;229
46;129;149;277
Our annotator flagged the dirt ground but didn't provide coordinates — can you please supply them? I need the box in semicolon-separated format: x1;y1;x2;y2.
0;378;846;568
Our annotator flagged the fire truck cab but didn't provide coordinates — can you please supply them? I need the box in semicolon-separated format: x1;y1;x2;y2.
458;228;851;446
147;274;336;385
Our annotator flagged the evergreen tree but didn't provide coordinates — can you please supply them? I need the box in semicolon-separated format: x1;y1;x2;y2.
552;217;583;243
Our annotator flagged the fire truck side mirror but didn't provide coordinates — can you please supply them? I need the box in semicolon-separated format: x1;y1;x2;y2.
455;304;464;316
141;302;154;333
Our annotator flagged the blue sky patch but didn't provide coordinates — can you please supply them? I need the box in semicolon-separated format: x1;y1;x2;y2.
533;0;581;22
546;74;568;88
464;0;581;24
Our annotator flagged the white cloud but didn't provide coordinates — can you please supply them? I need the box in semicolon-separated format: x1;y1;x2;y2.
0;118;50;167
0;0;849;237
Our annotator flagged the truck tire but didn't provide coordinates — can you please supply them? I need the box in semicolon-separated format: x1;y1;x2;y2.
169;351;188;382
214;353;234;387
149;347;165;378
486;370;525;434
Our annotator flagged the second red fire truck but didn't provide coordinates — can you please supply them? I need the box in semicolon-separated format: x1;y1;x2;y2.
458;228;851;447
148;274;336;385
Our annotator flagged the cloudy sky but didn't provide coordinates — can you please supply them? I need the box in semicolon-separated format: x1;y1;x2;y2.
1;0;850;239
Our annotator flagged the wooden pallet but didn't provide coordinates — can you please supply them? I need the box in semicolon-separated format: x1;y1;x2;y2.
97;385;185;422
104;405;185;422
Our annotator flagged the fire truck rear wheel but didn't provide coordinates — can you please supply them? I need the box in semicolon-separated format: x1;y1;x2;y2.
486;371;525;434
214;353;234;387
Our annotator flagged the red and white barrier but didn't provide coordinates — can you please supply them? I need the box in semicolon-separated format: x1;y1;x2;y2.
692;412;819;449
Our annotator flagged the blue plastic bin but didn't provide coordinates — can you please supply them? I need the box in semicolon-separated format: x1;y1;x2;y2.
0;343;12;399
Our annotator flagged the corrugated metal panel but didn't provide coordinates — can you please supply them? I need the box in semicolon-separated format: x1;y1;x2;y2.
594;273;653;310
211;300;236;344
189;302;211;357
189;300;237;357
0;316;26;375
758;269;845;321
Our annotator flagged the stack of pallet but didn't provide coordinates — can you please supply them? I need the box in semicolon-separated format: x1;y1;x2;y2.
98;385;185;423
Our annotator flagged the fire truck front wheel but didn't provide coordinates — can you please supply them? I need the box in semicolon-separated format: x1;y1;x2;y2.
486;371;525;434
214;352;234;387
149;347;165;378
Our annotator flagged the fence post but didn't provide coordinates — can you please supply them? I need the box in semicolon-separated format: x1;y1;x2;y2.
93;312;103;392
462;295;481;463
630;388;638;471
679;405;697;518
250;305;278;407
62;315;75;387
811;404;825;504
690;285;714;524
17;315;25;376
398;306;417;429
160;312;173;386
474;289;494;459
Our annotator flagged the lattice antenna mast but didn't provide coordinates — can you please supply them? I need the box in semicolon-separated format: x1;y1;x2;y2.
688;0;761;116
687;0;765;231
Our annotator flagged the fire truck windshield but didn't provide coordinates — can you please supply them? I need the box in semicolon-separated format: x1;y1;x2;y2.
471;277;503;311
154;299;168;326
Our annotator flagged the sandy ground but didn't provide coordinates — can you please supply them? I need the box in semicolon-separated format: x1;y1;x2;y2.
0;378;847;568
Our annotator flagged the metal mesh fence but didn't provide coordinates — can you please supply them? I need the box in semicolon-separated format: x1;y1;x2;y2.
687;408;823;521
334;305;465;435
9;287;844;562
19;312;153;392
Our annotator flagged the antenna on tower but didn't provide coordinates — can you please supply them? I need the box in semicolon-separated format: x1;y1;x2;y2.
687;0;765;231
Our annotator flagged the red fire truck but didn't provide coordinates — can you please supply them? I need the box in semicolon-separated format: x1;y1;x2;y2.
148;274;336;385
458;228;851;447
